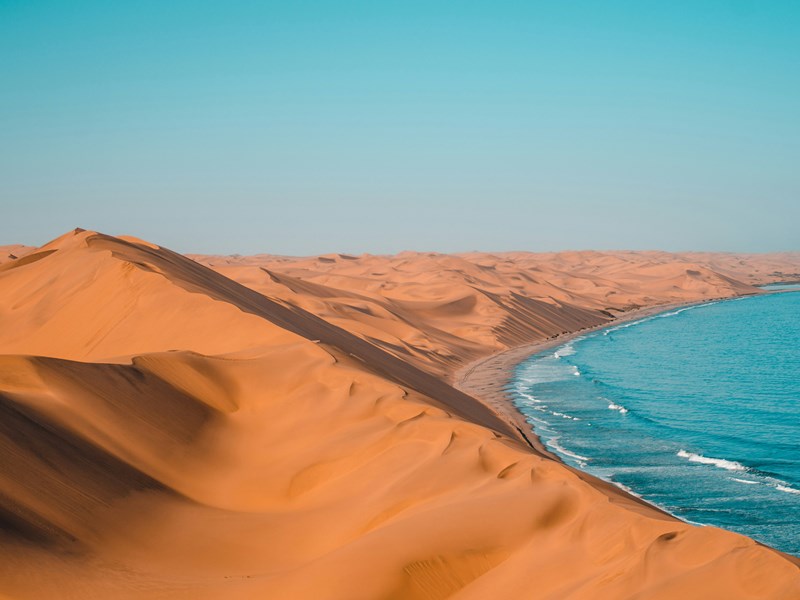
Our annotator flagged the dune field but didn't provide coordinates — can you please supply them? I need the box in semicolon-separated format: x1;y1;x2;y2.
0;229;798;599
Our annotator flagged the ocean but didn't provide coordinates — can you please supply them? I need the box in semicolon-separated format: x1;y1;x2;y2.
512;287;800;555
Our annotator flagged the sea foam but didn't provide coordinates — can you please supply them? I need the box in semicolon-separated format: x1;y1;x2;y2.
548;437;589;464
607;402;629;414
677;450;746;472
730;477;759;485
554;343;576;358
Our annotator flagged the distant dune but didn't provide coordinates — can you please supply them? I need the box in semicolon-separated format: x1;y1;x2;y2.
0;229;798;599
0;245;34;266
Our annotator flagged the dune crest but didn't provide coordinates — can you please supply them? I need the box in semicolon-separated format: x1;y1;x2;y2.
0;231;797;599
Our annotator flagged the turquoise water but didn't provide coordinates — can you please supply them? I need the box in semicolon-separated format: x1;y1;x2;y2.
512;288;800;555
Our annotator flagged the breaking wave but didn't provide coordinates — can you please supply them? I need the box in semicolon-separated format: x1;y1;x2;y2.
676;450;747;472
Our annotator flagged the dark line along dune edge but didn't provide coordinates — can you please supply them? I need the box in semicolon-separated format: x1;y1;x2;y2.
454;292;800;566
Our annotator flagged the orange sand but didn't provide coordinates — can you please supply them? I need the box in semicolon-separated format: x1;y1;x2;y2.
0;229;798;599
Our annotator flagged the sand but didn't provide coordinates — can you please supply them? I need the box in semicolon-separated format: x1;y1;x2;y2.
0;229;798;599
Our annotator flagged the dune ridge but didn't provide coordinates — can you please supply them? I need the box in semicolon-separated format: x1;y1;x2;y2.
0;229;797;599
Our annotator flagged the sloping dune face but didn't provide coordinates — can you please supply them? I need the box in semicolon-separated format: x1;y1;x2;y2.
191;248;779;377
0;230;798;599
191;252;613;377
0;246;34;266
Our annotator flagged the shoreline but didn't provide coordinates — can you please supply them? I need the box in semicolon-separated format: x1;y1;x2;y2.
452;290;800;565
452;286;800;449
451;297;728;520
452;297;717;458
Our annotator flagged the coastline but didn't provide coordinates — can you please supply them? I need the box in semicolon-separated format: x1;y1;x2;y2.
451;298;719;458
452;286;800;453
453;291;800;565
451;297;745;518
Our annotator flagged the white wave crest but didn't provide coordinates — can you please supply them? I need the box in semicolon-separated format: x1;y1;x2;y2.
730;477;759;485
548;437;589;463
677;449;746;472
776;484;800;495
524;416;557;438
514;390;541;405
607;402;629;414
550;410;581;421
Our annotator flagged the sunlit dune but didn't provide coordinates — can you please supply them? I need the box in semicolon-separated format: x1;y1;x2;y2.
0;229;797;599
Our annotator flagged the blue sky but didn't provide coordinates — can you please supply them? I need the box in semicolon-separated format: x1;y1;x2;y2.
1;1;798;254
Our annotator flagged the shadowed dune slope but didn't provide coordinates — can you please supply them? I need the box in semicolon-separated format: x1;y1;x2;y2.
0;230;514;438
0;230;797;599
191;248;784;375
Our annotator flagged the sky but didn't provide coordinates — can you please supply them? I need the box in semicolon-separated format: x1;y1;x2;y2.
1;1;798;255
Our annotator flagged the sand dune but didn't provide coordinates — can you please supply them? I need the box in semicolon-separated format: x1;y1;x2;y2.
191;248;770;375
676;252;800;286
0;246;34;266
0;229;798;599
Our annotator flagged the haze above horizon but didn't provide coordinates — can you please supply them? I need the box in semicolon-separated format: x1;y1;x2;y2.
2;1;798;255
